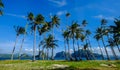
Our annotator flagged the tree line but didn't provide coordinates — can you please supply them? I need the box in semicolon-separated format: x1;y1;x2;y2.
0;0;120;61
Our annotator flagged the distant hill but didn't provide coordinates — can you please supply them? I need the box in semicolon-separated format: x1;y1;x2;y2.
0;53;32;60
54;49;102;60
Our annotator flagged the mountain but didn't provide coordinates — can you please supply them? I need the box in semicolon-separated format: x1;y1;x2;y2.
54;49;102;60
0;53;32;60
54;51;65;60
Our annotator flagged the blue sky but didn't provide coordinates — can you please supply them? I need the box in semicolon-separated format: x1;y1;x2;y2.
0;0;120;56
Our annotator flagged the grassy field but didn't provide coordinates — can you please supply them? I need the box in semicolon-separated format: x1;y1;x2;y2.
0;60;120;70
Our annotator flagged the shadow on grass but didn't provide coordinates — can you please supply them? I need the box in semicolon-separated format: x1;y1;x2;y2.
32;66;100;70
51;67;100;70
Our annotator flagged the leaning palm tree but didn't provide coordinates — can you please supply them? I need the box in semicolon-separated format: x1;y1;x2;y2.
11;26;25;60
62;29;73;60
96;27;110;60
18;24;28;60
27;12;44;61
94;33;104;60
110;18;120;52
107;38;119;60
50;15;60;60
100;19;110;60
0;0;4;15
85;30;96;60
75;28;84;60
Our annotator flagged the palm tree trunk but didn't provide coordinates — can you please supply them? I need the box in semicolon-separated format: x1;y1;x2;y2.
111;47;118;60
38;44;41;59
33;26;36;61
101;37;110;60
115;42;120;52
11;35;19;60
18;35;25;60
64;39;67;60
51;48;54;60
41;47;45;60
67;40;72;61
77;40;82;61
97;41;104;60
51;27;54;60
85;49;89;60
73;36;77;61
47;48;49;60
107;35;118;60
87;37;96;60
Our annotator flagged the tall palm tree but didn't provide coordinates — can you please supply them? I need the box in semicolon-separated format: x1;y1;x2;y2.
101;19;110;60
75;28;84;60
38;21;51;60
27;12;44;61
94;33;104;60
69;21;80;61
96;27;110;60
11;26;25;60
85;30;96;60
42;34;58;60
110;18;120;52
0;0;4;15
18;25;27;60
50;15;60;60
108;38;119;60
62;30;68;60
62;29;73;60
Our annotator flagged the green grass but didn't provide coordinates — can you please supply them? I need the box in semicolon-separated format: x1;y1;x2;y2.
0;60;120;70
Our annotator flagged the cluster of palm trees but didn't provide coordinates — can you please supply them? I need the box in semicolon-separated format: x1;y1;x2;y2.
62;16;96;61
11;12;60;61
11;11;120;61
1;0;119;61
94;18;120;60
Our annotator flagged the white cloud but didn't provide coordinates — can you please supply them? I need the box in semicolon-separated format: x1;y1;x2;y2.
93;15;114;20
56;10;66;16
92;47;120;56
5;13;26;19
48;0;67;7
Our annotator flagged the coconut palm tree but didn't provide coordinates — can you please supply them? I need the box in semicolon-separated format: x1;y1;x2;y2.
96;27;110;60
27;12;44;61
62;30;68;60
0;0;4;15
94;33;104;60
75;28;84;60
85;30;96;60
110;18;120;52
42;34;58;60
100;19;111;60
62;29;73;60
69;21;81;61
50;15;60;60
11;26;25;60
107;38;119;60
18;24;27;60
38;21;51;60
